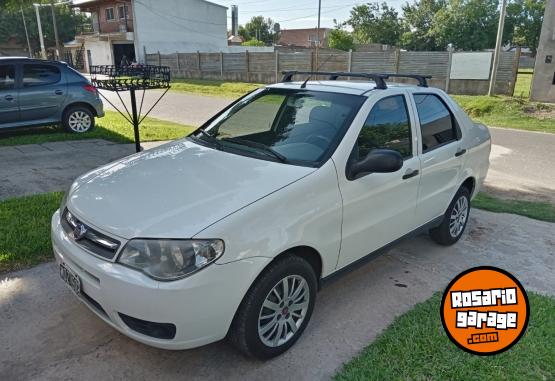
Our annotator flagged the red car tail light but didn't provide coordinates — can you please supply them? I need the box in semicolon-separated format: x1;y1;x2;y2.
83;84;98;94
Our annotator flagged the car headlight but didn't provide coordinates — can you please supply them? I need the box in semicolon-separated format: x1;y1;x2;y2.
118;239;225;281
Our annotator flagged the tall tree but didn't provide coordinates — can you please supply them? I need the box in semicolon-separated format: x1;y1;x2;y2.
0;2;88;55
346;2;405;46
400;0;446;51
506;0;545;55
238;16;277;45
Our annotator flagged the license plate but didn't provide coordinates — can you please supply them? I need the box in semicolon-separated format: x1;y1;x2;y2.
59;263;81;295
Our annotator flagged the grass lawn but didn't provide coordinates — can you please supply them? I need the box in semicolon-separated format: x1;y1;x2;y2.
335;292;555;381
513;68;533;98
170;78;262;99
0;192;63;273
0;110;195;147
472;192;555;223
452;95;555;134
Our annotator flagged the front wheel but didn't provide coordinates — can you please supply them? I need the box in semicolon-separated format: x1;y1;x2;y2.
63;106;95;133
429;187;471;246
228;255;317;359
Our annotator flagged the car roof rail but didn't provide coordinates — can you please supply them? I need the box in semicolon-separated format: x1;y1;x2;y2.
280;71;433;89
281;71;388;90
375;73;432;88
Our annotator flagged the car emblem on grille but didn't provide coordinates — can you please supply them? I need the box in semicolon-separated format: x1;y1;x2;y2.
73;223;88;240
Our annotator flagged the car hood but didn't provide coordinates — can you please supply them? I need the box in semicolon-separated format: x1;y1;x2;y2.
68;139;315;239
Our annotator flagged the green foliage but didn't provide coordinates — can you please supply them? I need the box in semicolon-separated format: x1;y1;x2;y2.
401;0;446;51
335;293;555;381
473;193;555;222
242;39;266;47
0;2;88;56
506;0;545;55
0;192;63;273
328;28;355;51
346;2;405;46
238;16;277;45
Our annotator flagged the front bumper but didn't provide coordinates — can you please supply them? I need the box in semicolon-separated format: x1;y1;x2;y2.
51;209;270;350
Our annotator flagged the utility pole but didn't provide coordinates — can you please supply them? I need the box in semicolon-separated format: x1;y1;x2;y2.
34;3;47;59
315;0;321;69
21;6;33;58
489;0;507;96
50;1;61;60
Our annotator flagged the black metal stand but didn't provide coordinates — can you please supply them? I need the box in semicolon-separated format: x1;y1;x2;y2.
90;65;171;152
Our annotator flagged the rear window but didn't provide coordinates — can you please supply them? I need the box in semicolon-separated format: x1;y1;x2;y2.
414;94;457;152
23;64;61;87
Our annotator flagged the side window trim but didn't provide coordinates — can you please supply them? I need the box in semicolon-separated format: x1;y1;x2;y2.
350;93;414;162
413;92;461;154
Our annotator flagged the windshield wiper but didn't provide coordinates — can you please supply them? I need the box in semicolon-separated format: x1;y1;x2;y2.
195;128;222;150
221;137;288;163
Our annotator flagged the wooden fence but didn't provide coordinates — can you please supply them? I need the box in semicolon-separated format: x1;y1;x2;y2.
146;49;520;95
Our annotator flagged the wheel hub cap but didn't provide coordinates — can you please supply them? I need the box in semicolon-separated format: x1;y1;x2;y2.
258;275;310;348
449;196;469;238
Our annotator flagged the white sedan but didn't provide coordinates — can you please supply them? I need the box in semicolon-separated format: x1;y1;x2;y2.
51;72;491;359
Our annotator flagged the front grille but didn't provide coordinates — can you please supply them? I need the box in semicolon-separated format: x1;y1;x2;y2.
81;290;108;317
61;208;120;260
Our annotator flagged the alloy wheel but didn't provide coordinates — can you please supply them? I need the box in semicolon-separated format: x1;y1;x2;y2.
258;275;310;348
449;195;469;238
68;111;92;132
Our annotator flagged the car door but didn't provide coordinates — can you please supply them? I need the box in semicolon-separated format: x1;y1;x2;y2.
18;63;66;122
0;62;19;126
336;91;421;269
410;92;466;225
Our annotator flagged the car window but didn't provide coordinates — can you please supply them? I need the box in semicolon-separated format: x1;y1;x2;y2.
354;95;412;160
0;65;15;90
194;89;365;166
414;94;457;152
23;64;61;87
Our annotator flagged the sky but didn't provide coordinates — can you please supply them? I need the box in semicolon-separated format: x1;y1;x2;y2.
216;0;406;31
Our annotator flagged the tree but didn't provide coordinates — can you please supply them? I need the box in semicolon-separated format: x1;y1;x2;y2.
238;16;277;45
0;2;88;55
506;0;545;56
328;28;355;51
346;2;405;46
400;0;446;51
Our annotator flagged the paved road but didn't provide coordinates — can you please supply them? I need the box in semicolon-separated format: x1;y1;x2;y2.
102;90;555;204
486;128;555;204
1;210;553;381
100;89;233;127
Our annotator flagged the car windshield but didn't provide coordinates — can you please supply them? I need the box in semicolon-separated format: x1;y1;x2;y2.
189;88;366;167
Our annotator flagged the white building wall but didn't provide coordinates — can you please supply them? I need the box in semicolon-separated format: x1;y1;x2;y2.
133;0;228;62
84;40;114;67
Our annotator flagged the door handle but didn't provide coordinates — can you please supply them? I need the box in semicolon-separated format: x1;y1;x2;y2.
4;95;14;101
455;149;467;157
55;89;64;95
402;169;419;180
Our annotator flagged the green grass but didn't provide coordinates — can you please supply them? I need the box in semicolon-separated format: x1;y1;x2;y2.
513;69;533;98
0;111;195;147
335;292;555;381
0;192;63;273
452;95;555;134
170;78;262;99
472;193;555;223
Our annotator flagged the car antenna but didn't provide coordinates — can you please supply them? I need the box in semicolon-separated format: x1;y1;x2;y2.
301;53;336;89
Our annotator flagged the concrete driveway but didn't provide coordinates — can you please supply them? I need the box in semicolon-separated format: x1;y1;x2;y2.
1;210;553;381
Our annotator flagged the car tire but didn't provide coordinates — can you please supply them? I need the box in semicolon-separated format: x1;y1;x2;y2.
429;186;471;246
228;255;317;359
63;105;95;133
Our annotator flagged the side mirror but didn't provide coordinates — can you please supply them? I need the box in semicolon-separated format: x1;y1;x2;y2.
347;149;403;180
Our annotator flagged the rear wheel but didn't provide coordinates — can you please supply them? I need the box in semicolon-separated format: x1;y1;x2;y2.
429;187;471;246
63;105;94;133
228;255;317;359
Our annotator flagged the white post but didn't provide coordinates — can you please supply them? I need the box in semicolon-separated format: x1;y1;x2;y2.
34;4;47;59
489;0;508;96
